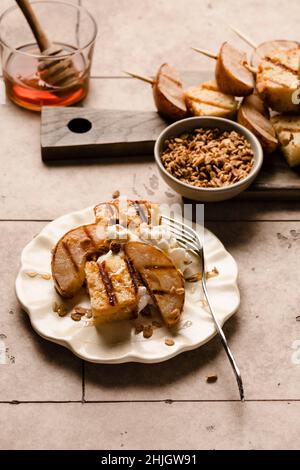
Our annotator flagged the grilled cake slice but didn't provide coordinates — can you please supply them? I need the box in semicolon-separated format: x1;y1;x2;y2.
94;199;161;232
256;47;300;112
124;242;185;328
251;40;300;67
271;115;300;167
184;80;237;119
85;254;139;324
51;224;109;298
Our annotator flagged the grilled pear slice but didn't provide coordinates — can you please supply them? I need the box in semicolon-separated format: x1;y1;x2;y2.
152;63;188;121
271;115;300;167
238;95;278;154
241;93;270;118
251;40;299;67
52;224;109;298
124;242;185;328
216;42;255;96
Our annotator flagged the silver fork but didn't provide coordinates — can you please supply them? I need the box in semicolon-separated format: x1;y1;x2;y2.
162;215;244;401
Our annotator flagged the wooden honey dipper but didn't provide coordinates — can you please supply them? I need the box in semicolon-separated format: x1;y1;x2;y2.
16;0;79;87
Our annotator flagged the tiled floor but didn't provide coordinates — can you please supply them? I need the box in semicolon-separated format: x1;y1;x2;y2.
2;402;300;450
1;0;300;450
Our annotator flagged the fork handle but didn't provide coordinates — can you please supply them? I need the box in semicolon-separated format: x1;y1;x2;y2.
15;0;51;52
201;278;244;401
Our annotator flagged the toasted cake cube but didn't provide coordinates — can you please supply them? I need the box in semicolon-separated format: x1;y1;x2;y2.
184;80;237;119
271;115;300;167
268;48;300;73
94;199;161;232
85;255;139;324
256;48;300;112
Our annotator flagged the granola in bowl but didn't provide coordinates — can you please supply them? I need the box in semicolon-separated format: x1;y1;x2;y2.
154;116;263;202
161;127;254;189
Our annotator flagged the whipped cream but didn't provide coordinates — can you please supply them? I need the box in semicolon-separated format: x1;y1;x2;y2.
97;222;192;274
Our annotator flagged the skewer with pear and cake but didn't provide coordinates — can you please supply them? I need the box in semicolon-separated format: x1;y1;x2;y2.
124;29;300;166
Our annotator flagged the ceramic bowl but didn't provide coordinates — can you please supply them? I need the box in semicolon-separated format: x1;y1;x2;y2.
154;116;264;202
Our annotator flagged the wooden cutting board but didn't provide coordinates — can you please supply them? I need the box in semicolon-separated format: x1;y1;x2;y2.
41;105;300;200
41;107;168;161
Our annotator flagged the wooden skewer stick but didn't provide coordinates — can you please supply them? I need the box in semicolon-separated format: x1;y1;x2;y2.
123;70;154;85
191;47;218;60
243;61;259;74
192;47;258;74
229;26;257;49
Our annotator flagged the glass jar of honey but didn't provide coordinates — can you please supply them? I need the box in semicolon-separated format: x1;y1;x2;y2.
0;1;97;111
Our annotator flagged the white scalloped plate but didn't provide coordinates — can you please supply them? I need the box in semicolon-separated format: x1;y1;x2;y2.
15;206;240;364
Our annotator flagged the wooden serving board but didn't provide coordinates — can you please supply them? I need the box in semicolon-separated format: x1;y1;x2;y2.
41;105;300;200
41;107;168;161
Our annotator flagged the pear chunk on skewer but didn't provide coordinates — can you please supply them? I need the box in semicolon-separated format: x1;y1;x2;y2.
153;63;188;121
124;64;188;121
271;115;300;167
238;94;278;154
193;42;255;96
216;42;255;96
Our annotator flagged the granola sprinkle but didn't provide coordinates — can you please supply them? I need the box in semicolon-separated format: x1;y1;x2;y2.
206;375;218;383
26;271;38;278
71;313;82;322
74;307;91;316
206;267;219;280
112;190;120;199
52;302;68;317
143;324;153;339
161;128;254;188
165;338;175;346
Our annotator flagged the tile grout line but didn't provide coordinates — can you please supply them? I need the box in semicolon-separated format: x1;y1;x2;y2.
1;399;300;404
82;360;86;403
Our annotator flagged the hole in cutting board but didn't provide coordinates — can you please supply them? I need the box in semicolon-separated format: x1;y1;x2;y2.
67;118;92;134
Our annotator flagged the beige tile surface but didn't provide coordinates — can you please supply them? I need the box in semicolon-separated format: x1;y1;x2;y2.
83;0;300;76
85;221;300;401
1;401;300;450
0;97;179;221
204;201;300;221
5;219;300;402
0;221;82;401
1;0;300;451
